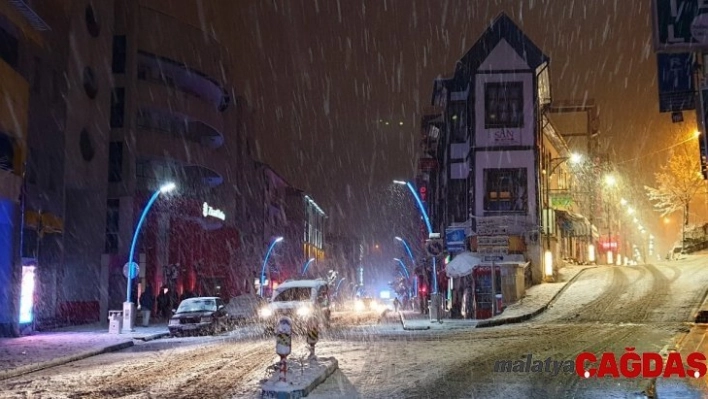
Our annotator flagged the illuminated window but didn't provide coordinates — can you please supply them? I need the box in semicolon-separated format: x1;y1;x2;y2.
484;168;528;213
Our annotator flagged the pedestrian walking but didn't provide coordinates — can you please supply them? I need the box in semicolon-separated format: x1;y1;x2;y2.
393;297;401;312
139;285;155;327
157;286;172;320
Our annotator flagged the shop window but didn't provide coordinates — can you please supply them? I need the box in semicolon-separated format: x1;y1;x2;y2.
0;26;18;68
110;88;125;128
485;82;523;129
484;168;528;213
108;142;123;182
112;35;126;74
105;198;119;253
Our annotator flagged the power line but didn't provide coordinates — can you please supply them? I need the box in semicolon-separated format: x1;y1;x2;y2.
616;135;697;165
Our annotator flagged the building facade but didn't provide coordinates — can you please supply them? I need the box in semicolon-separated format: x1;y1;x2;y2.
420;13;593;316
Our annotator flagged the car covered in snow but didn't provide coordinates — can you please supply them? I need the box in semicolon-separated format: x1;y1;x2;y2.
259;279;332;334
168;297;228;336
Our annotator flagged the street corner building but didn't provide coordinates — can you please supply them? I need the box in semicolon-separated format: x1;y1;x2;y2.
417;13;601;320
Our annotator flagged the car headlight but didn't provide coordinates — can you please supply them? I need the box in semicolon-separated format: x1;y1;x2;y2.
297;306;311;317
354;300;365;312
259;307;273;318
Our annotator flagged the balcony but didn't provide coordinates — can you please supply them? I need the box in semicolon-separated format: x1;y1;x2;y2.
136;108;224;149
137;52;228;111
135;78;225;139
135;159;223;196
134;125;226;180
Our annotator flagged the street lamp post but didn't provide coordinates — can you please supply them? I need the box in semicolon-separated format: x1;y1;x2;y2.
604;174;617;265
394;236;415;265
393;179;441;321
301;257;315;276
123;182;176;333
260;236;284;297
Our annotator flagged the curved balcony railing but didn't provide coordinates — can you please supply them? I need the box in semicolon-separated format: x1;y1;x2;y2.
136;51;229;111
135;108;224;149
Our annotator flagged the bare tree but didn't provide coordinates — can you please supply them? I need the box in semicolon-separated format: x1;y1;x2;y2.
645;148;705;246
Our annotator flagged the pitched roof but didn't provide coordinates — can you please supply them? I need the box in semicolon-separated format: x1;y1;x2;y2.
447;12;549;91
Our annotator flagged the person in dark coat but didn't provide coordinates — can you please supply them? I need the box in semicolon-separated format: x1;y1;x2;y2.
139;285;155;327
156;286;172;320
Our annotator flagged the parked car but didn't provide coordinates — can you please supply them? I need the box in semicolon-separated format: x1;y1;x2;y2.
224;294;266;325
259;279;332;334
168;297;228;336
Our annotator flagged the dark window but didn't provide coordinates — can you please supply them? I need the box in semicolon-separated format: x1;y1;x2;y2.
22;228;38;258
0;133;14;171
85;5;101;37
483;168;528;213
110;88;125;128
32;57;41;94
52;70;62;103
105;198;120;253
82;67;98;99
79;129;95;162
0;27;18;68
26;147;37;184
447;179;468;223
484;82;524;128
112;35;126;73
448;102;468;143
108;142;123;183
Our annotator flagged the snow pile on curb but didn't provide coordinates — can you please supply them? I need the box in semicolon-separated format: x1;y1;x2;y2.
260;357;338;399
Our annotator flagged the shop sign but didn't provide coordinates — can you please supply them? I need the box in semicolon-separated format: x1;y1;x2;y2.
202;202;225;220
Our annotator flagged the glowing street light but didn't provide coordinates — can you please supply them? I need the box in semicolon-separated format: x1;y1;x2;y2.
260;236;284;297
124;182;176;332
301;257;315;276
604;174;617;187
394;236;415;265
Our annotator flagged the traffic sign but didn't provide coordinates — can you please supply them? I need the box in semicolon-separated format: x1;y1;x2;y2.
123;262;139;279
426;239;444;257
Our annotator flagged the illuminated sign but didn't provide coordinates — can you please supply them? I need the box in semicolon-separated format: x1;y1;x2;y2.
19;266;36;324
202;202;225;220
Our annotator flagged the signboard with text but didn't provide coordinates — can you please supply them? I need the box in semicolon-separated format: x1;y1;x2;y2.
491;128;521;146
657;53;695;112
446;227;466;253
653;0;708;52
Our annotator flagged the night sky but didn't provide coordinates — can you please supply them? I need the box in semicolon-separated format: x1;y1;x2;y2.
186;0;701;247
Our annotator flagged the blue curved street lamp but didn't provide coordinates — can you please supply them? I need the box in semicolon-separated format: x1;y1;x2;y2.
335;277;346;294
393;258;410;278
395;236;415;265
260;236;284;297
301;257;315;276
393;180;438;294
126;182;176;304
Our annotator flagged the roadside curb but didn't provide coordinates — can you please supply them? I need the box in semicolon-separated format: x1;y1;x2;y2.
0;340;134;381
398;311;431;331
476;266;598;328
136;332;170;342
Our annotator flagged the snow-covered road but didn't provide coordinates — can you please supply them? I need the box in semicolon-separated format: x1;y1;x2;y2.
1;259;706;398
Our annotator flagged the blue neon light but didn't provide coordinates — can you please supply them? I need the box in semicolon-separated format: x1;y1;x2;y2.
301;258;315;276
127;189;162;303
260;237;283;297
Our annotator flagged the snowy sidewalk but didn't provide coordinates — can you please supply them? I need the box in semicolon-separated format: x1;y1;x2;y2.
0;322;169;381
395;265;594;331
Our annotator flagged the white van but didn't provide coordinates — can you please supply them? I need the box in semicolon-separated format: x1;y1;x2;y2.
258;279;332;334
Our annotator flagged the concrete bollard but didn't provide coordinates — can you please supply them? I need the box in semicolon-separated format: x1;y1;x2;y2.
275;317;292;385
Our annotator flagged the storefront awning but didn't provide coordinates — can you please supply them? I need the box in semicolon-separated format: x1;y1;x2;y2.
446;251;483;278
